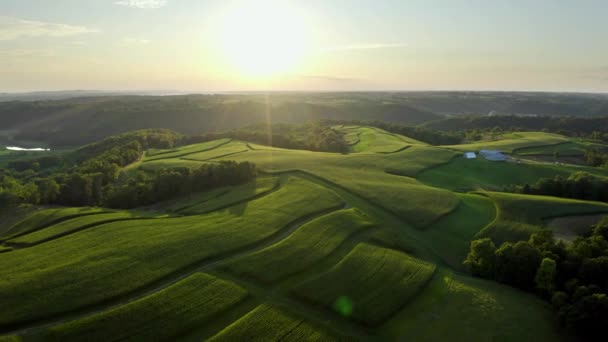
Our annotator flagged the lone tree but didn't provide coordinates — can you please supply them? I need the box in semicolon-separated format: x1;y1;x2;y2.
463;238;496;278
535;258;557;295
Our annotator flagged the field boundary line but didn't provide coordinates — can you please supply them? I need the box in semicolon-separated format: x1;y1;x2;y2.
0;211;114;242
0;200;346;336
142;139;232;162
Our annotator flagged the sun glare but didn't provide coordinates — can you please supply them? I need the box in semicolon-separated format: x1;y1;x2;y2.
217;1;310;78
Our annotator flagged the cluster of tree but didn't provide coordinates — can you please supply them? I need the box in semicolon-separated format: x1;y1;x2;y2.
321;119;463;145
104;161;255;208
584;149;608;168
1;129;256;209
195;122;350;153
510;172;608;203
464;218;608;339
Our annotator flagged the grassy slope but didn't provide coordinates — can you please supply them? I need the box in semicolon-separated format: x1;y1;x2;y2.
0;177;342;327
36;273;248;342
292;243;436;327
381;268;566;341
208;304;348;342
2;127;593;341
418;156;608;192
423;194;497;269
477;191;608;244
161;176;279;214
443;132;570;153
6;211;149;245
143;138;231;161
1;207;109;240
221;208;375;284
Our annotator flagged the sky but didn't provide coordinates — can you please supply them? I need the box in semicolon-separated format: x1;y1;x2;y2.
1;0;607;92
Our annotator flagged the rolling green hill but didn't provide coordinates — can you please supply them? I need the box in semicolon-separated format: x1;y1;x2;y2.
2;126;607;341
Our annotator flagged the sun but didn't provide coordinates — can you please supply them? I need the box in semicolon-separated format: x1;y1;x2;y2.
217;1;310;78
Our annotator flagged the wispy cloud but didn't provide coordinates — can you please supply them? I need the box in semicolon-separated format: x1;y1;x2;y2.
0;16;99;41
113;0;168;9
322;43;407;52
120;37;151;45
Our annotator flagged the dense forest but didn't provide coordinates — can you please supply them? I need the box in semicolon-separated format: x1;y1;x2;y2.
465;219;608;339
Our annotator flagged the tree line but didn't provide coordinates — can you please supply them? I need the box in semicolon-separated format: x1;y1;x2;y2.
465;218;608;339
0;129;255;209
508;172;608;203
193;122;350;153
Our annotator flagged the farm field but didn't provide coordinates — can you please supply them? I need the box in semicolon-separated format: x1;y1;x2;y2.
1;126;606;341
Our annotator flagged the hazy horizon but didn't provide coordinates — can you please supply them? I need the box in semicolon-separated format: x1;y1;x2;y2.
2;0;608;93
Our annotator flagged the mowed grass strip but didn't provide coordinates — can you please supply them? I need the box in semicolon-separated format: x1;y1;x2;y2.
0;177;343;328
35;273;247;342
292;243;436;327
144;138;231;161
173;176;279;215
208;304;351;342
221;208;375;284
1;207;109;240
7;211;147;246
477;191;608;244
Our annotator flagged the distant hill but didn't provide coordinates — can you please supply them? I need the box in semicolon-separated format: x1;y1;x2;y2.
0;94;439;146
2;91;608;146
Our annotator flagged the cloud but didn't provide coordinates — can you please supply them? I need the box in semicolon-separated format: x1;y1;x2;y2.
113;0;168;9
322;43;407;52
120;38;151;45
0;16;99;41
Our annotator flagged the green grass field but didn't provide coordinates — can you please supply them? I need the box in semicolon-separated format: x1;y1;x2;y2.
221;208;375;284
418;156;608;191
0;176;342;328
3;126;602;341
162;176;279;214
143;138;231;161
36;273;248;342
443;131;570;153
1;207;110;240
208;304;348;341
6;211;151;246
476;191;608;244
292;243;436;326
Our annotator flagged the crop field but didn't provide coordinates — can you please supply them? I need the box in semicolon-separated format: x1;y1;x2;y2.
292;243;436;326
5;211;150;246
220;208;375;284
418;155;608;191
4;126;605;341
442;131;570;153
34;273;248;342
476;191;608;244
337;126;411;153
144;138;231;161
208;304;347;341
163;176;279;214
0;207;110;240
0;176;342;328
